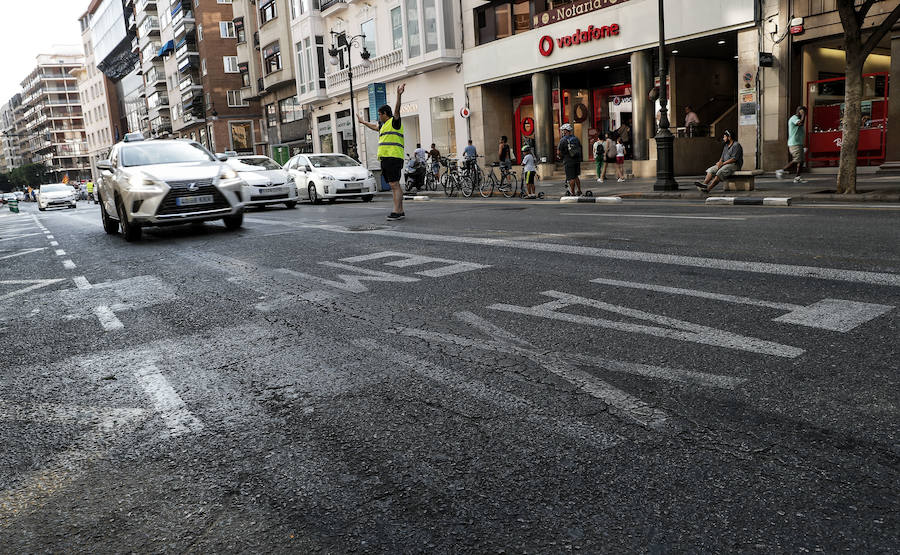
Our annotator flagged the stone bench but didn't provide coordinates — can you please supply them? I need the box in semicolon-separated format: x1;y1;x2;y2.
724;170;763;191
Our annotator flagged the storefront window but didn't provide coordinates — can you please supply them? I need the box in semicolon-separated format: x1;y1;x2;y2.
430;95;456;155
317;115;333;153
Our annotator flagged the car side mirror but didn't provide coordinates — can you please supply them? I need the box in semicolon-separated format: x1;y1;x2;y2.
303;165;312;172
96;160;113;171
216;153;228;161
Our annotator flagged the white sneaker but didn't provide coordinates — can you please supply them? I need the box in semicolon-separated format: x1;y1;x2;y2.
617;177;625;182
775;169;785;179
597;178;603;183
793;176;806;183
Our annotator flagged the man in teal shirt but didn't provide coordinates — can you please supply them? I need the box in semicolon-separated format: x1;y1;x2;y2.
776;106;807;183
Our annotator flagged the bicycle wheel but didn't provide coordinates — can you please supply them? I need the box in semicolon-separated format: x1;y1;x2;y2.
480;173;496;198
441;172;453;197
461;172;474;197
499;173;515;198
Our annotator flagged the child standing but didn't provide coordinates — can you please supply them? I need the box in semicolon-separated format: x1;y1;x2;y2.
615;137;626;182
521;145;537;198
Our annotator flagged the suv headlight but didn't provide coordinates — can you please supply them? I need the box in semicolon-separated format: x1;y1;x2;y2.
128;174;165;193
219;167;239;180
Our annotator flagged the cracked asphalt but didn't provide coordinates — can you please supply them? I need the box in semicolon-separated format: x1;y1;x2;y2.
0;196;898;552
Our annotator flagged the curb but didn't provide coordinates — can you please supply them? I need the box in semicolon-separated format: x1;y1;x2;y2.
706;197;792;206
403;195;430;201
560;196;623;204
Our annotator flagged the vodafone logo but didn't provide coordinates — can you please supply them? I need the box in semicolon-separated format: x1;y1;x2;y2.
538;24;620;57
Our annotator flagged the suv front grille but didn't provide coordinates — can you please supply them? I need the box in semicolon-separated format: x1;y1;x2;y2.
157;182;230;216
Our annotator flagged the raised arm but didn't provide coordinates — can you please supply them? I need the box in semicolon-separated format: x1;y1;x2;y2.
393;84;405;125
357;112;380;131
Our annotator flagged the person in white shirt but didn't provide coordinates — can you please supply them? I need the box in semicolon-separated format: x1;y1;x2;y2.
684;106;700;136
615;137;626;182
413;143;428;163
521;144;537;198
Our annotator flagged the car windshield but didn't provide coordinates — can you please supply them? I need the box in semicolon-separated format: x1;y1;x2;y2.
308;155;359;168
120;142;215;167
233;157;281;171
40;184;70;193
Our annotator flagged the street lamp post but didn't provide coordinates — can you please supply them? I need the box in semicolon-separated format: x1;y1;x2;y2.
328;31;371;162
653;0;678;190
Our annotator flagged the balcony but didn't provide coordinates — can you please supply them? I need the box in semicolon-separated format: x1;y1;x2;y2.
320;0;348;15
325;49;404;92
173;9;195;39
175;39;199;61
140;16;160;38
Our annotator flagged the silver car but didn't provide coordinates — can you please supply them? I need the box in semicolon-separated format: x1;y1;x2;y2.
96;134;244;241
37;184;77;211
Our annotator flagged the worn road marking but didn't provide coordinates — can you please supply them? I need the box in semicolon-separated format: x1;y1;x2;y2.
73;276;92;290
0;279;66;301
490;291;805;358
93;305;124;331
49;241;59;246
0;401;145;525
303;225;900;287
340;251;491;277
0;248;47;261
354;338;622;448
562;212;747;221
591;277;894;332
0;232;42;242
62;260;76;269
278;263;419;294
134;363;204;438
54;249;66;256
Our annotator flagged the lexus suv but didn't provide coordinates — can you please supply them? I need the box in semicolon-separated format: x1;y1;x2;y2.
96;134;244;241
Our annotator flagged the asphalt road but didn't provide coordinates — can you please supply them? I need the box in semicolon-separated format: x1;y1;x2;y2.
1;196;898;552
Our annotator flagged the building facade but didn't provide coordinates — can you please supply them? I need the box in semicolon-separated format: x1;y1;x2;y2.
1;96;25;172
17;53;91;182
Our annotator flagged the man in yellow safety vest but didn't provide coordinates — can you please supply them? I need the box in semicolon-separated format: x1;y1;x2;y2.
86;180;95;204
358;83;406;221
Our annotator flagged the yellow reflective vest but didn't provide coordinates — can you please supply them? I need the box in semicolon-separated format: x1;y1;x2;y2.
377;118;404;159
86;181;94;193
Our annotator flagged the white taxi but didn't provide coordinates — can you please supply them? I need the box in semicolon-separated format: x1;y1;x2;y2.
284;153;376;204
224;154;298;209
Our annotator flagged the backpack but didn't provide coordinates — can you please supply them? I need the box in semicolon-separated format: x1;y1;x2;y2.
566;135;582;160
593;140;604;159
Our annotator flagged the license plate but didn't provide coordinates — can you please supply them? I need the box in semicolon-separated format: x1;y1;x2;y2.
257;187;286;195
175;195;213;206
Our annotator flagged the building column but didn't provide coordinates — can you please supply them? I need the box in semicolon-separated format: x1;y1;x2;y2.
878;33;900;173
532;72;554;178
630;49;654;160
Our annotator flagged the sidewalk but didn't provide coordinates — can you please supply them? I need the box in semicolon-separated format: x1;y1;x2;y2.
395;172;900;202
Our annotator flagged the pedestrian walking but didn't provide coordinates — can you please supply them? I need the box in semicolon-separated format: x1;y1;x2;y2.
695;129;743;193
428;143;441;179
600;132;615;182
592;137;605;183
498;136;512;170
776;106;807;183
615;137;626;182
557;123;582;196
521;144;538;198
357;83;407;221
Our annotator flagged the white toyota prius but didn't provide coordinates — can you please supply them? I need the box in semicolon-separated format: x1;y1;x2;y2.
224;154;298;209
284;153;376;204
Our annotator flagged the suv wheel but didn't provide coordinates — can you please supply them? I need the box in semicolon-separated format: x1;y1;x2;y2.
99;194;119;235
223;212;243;230
115;196;142;242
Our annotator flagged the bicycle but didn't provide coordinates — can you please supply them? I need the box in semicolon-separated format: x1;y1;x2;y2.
481;162;520;198
440;157;463;197
424;156;440;191
457;156;481;198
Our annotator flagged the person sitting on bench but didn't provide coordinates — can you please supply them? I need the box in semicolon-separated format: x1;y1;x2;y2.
696;130;743;193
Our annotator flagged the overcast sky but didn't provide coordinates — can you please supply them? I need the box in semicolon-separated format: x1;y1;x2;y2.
0;1;86;103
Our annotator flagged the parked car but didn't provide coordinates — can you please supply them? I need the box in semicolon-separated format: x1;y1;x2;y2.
223;154;298;209
13;191;25;201
37;184;77;211
96;133;244;242
284;153;376;204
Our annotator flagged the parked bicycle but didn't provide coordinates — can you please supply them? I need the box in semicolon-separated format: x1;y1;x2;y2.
481;162;520;198
459;155;482;196
440;156;474;197
424;156;440;191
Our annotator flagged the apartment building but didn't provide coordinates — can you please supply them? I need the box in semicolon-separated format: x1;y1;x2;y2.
1;96;25;172
17;53;90;182
289;0;466;168
78;1;125;180
233;0;305;161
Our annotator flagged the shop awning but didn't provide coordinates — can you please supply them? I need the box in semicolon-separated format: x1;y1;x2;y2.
157;40;175;57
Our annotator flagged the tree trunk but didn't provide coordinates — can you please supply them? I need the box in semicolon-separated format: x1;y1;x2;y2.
837;52;865;194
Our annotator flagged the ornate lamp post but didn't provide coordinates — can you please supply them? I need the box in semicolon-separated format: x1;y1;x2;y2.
328;31;371;161
653;0;678;190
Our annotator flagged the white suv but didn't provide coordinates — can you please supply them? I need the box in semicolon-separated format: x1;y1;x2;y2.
96;134;244;241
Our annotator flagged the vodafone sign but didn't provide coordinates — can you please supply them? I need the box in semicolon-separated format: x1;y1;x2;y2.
538;24;620;57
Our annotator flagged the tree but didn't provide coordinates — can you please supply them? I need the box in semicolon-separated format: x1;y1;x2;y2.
8;163;49;189
0;173;11;193
836;0;900;194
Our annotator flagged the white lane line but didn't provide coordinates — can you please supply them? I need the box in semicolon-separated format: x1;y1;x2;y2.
0;279;66;301
46;235;54;239
305;225;900;287
73;276;92;290
54;249;66;256
489;291;805;359
0;247;46;261
0;232;43;242
50;241;59;246
354;338;622;448
62;260;77;270
93;305;124;331
134;363;204;437
562;212;747;221
591;277;893;332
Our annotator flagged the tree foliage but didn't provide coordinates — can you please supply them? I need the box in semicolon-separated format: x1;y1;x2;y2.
7;163;49;189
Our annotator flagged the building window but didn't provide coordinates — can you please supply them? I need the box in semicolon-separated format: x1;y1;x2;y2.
315;36;326;89
227;90;247;107
263;42;281;74
234;17;245;42
443;0;456;49
241;70;251;87
391;7;403;51
198;24;203;41
220;21;235;38
405;0;420;58
279;96;301;123
266;103;277;127
423;0;438;53
217;0;232;3
201;58;207;75
260;0;277;25
223;56;239;73
361;19;376;56
495;3;512;39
